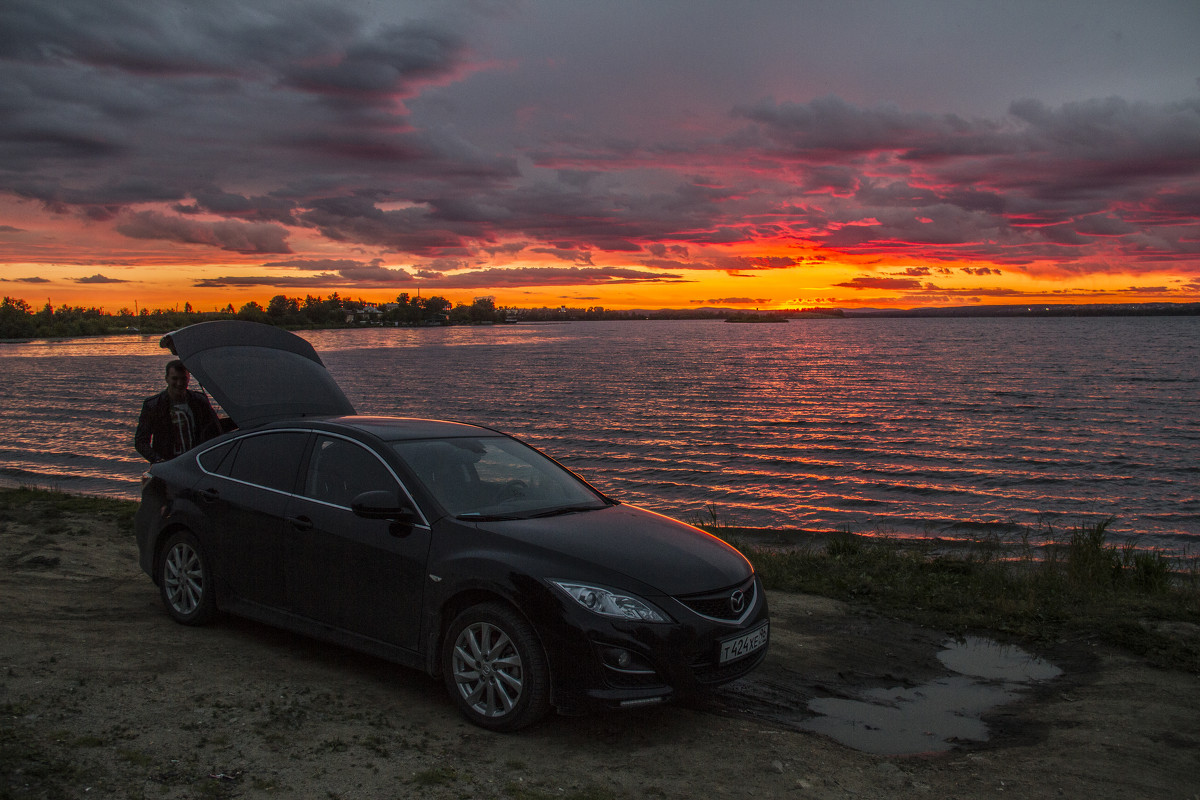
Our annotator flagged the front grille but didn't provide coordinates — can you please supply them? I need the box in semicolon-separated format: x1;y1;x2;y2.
674;577;757;623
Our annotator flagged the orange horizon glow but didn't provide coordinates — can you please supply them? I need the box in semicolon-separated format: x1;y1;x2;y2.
5;200;1199;313
6;246;1198;315
11;262;1200;316
7;258;1200;314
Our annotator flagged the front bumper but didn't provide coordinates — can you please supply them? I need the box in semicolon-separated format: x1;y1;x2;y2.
536;576;770;712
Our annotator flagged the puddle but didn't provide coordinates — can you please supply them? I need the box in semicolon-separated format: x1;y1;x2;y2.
936;635;1062;682
800;636;1062;755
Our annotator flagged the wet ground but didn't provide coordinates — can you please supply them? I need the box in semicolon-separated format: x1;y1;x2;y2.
798;636;1061;754
700;595;1068;756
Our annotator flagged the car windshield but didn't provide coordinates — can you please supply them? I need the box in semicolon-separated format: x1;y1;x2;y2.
390;436;610;520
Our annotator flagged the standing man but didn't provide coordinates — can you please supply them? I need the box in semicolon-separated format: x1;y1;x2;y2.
135;359;221;463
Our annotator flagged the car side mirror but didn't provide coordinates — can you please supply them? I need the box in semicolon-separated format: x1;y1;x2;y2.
350;490;420;524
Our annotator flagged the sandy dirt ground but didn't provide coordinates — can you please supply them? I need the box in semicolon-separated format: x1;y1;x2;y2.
2;499;1199;799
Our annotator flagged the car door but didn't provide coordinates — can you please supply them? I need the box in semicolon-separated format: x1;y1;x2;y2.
283;434;432;651
195;430;309;610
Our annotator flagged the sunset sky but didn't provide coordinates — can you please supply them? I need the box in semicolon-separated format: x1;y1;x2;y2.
2;0;1199;312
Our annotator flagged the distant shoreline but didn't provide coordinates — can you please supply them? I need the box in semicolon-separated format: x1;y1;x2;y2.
2;301;1197;343
840;301;1200;318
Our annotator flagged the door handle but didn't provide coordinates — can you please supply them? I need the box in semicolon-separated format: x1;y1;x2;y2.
287;515;314;531
197;487;220;502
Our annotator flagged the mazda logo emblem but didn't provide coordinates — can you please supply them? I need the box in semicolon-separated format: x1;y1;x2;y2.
729;590;745;614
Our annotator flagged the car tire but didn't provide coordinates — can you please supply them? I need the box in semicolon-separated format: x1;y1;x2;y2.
442;603;551;732
157;530;216;626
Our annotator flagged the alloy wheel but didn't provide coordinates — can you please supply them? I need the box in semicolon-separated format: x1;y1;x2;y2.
161;538;207;619
451;621;525;718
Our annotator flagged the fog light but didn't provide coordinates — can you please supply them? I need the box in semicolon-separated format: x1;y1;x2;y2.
600;646;633;669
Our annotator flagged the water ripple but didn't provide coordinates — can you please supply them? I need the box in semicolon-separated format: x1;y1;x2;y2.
1;317;1197;553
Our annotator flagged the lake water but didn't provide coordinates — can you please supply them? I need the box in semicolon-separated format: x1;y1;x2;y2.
1;317;1197;556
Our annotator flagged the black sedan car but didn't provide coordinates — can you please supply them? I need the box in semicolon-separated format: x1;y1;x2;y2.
135;321;769;730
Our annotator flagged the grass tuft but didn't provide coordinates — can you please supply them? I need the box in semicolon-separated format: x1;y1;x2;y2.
411;766;458;786
0;485;139;529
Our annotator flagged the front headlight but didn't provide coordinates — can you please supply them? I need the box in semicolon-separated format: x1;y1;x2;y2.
551;581;671;623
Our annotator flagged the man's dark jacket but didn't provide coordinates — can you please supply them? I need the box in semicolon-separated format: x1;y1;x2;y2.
134;389;221;463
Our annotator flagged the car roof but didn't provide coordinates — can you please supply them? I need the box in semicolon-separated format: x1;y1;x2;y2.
160;321;356;428
321;416;500;442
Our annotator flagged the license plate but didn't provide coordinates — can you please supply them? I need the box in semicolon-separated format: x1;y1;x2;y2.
718;622;769;664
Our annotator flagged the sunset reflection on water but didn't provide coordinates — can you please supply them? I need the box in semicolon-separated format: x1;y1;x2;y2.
1;317;1197;554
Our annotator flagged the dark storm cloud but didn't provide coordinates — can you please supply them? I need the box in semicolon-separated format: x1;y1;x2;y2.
0;1;483;217
498;95;1200;267
282;22;464;103
733;96;966;156
529;247;594;265
199;257;415;287
75;274;128;283
116;211;292;254
176;192;298;225
0;0;359;74
1;276;50;283
640;258;696;271
194;275;343;289
419;267;687;289
195;264;683;290
296;200;473;256
896;266;952;277
262;258;379;272
730;95;1200;266
834;276;925;291
338;264;416;283
265;257;418;283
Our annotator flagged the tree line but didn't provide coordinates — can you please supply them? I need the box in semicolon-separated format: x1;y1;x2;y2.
0;293;480;339
0;292;649;339
1;292;848;339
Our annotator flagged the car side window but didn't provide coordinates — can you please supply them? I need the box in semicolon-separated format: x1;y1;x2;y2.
226;432;308;493
197;440;236;475
304;435;397;508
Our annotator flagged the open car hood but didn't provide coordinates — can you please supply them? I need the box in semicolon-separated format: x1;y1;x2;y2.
160;321;355;428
